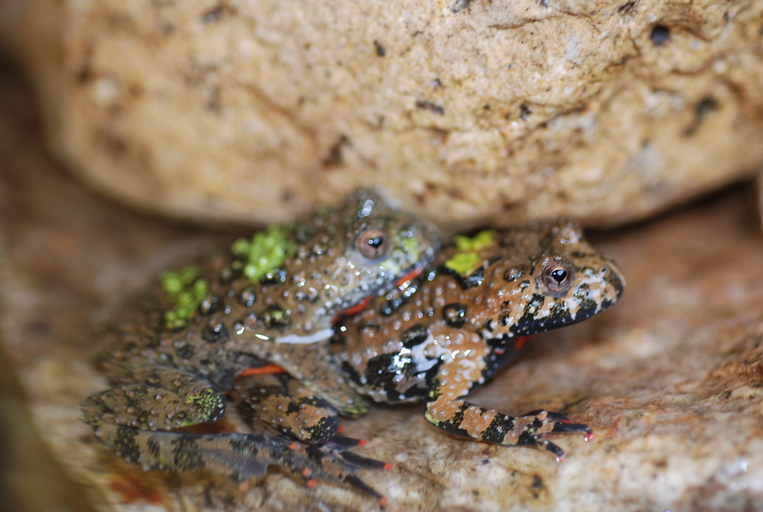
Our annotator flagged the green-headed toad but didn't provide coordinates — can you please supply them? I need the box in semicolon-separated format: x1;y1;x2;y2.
81;189;438;498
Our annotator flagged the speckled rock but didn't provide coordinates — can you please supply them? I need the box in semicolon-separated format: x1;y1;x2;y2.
2;0;763;229
3;61;763;512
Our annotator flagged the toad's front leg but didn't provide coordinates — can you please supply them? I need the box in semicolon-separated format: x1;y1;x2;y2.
423;356;591;459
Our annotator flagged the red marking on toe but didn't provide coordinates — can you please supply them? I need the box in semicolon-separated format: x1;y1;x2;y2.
380;496;389;506
584;432;594;442
383;463;395;471
494;348;505;355
302;467;312;478
555;454;565;463
357;439;369;446
236;364;287;378
307;479;318;488
336;426;346;433
288;442;300;450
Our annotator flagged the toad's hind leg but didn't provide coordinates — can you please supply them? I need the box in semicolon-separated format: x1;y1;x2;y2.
230;372;339;444
81;364;226;432
424;358;591;459
92;423;386;495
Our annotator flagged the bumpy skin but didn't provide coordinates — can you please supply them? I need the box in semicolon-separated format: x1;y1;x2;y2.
332;218;624;458
81;190;438;497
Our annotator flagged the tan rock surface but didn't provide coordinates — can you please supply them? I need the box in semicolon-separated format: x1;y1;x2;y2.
4;59;763;512
2;0;763;229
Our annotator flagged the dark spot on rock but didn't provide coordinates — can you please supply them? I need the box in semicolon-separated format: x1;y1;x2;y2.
322;134;350;167
202;319;229;343
201;5;225;25
684;97;718;136
415;100;445;116
402;324;429;348
373;40;386;56
77;63;93;83
650;25;670;46
450;0;474;13
532;474;545;489
442;303;467;328
519;104;531;120
618;2;635;15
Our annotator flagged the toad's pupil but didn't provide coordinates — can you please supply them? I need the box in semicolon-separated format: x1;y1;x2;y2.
366;236;384;248
551;268;567;283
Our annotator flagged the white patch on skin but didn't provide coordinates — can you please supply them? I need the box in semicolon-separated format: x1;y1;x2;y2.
275;328;333;344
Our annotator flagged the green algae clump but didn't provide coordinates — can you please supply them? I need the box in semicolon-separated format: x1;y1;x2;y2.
161;265;209;330
444;230;495;276
231;225;297;284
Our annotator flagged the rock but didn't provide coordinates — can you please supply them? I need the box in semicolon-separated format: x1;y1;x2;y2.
2;0;763;228
3;59;763;511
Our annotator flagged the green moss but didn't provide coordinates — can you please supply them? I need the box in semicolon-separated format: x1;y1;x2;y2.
231;225;296;284
454;230;494;252
444;230;496;276
161;265;209;329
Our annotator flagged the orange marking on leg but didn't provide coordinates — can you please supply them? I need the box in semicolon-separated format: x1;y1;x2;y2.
288;442;300;450
396;267;423;289
302;467;312;478
236;364;286;378
307;479;318;488
333;295;374;322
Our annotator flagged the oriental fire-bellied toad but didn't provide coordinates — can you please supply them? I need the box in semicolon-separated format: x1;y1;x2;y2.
81;189;439;499
331;218;624;459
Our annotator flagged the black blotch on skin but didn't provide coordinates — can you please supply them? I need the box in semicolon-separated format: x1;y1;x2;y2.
172;435;205;471
442;303;467;328
239;287;257;307
146;436;161;458
114;426;142;464
260;269;288;285
482;414;515;444
261;306;291;330
176;343;196;360
650;25;670;46
202;320;229;343
199;296;223;315
401;324;429;348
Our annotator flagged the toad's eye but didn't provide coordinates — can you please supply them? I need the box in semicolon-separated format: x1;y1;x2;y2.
540;261;574;295
356;229;390;261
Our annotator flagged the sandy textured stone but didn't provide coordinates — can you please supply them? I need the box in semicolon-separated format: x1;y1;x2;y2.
4;60;763;512
2;0;763;229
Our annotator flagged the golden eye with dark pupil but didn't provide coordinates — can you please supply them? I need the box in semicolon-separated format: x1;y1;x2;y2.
540;262;574;295
356;229;389;260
